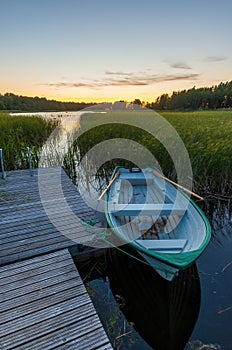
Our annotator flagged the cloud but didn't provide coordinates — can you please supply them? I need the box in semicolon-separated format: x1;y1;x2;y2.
157;73;199;82
164;59;192;70
105;70;135;76
170;62;192;70
42;71;200;90
204;56;227;62
45;82;98;88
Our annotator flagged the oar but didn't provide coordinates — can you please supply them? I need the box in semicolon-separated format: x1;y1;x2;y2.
152;170;204;201
98;170;120;201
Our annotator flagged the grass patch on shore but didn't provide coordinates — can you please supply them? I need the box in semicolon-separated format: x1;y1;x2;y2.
73;110;232;195
161;111;232;194
0;112;57;170
0;110;231;195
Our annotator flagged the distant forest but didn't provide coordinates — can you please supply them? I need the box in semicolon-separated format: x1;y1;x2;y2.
1;81;232;111
0;93;95;112
150;81;232;110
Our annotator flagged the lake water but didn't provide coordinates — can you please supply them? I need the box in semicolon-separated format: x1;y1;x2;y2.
10;111;84;120
75;200;232;350
12;111;232;349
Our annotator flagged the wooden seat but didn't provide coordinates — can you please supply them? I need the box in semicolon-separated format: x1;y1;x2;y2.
135;239;187;253
120;173;154;185
112;203;186;216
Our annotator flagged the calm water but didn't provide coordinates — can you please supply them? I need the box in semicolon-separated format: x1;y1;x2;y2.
14;111;232;349
75;200;232;350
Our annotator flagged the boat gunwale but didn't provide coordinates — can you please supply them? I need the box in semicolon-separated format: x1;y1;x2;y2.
105;166;211;270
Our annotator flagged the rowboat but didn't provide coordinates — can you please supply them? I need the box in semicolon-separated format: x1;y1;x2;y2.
104;167;211;281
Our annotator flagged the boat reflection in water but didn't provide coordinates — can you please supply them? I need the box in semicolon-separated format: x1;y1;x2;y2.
107;247;201;350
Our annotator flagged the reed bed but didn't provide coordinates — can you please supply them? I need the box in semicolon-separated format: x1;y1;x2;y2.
73;110;232;195
162;111;232;195
0;112;57;170
1;110;231;196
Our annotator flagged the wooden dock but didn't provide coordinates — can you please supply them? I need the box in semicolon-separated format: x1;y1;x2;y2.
0;167;112;349
0;249;112;349
0;167;103;266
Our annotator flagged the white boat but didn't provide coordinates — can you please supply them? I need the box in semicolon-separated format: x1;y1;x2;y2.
105;167;211;281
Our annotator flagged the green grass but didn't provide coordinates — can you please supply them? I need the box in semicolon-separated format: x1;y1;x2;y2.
160;111;232;194
0;110;231;195
0;112;57;170
70;110;232;195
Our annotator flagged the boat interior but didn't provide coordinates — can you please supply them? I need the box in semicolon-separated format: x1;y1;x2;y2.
108;168;206;253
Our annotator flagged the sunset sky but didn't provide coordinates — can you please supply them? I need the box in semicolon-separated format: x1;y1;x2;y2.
1;0;232;102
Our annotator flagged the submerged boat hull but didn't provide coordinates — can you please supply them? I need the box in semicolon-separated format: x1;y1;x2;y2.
138;251;179;281
107;248;201;349
105;167;211;281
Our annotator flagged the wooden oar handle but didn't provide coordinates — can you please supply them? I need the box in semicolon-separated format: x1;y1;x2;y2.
98;170;120;201
152;170;204;201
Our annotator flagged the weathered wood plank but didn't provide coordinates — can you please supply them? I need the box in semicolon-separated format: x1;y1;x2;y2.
0;270;79;302
8;325;110;350
0;167;102;265
0;249;112;349
0;278;84;311
49;329;112;350
0;262;77;291
0;170;112;348
0;256;75;285
0;242;78;266
1;287;87;323
0;250;68;273
0;209;95;231
0;303;96;349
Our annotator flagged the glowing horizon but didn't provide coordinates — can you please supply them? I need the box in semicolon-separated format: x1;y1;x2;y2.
1;77;229;104
1;1;231;104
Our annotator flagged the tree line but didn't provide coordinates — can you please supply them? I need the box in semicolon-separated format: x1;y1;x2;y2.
149;81;232;110
0;93;95;112
1;80;232;112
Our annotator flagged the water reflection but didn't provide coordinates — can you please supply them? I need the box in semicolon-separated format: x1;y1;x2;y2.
13;111;232;348
76;199;231;349
200;200;232;245
36;112;82;168
76;247;201;350
187;200;232;350
11;111;83;170
107;248;201;350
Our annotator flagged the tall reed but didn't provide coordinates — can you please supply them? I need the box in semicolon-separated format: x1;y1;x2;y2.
69;110;232;195
0;112;57;170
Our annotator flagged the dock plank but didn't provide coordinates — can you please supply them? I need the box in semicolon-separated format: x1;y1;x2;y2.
0;167;103;265
0;249;112;349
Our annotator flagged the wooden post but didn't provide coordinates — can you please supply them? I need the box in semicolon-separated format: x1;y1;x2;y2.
27;147;33;176
0;148;6;179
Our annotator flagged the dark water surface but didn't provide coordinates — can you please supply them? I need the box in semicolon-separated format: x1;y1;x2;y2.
10;112;231;348
75;200;232;350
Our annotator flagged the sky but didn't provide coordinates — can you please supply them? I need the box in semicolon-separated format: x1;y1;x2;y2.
1;0;232;102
